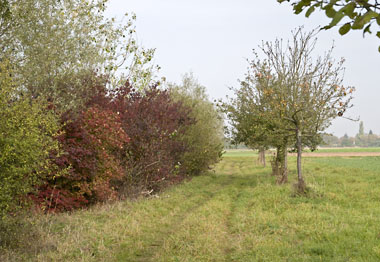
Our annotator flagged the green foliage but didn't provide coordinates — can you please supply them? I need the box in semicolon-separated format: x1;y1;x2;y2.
278;0;380;52
169;73;224;175
222;28;354;187
322;121;379;147
1;0;157;111
259;28;353;144
0;0;10;22
219;62;292;151
359;120;365;135
0;62;60;221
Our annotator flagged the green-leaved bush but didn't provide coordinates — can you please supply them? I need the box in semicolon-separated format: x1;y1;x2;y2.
169;73;224;176
0;62;60;222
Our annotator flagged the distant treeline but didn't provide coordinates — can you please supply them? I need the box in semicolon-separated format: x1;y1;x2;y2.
322;133;380;147
322;121;379;147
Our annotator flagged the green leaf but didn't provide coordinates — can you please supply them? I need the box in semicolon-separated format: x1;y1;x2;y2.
329;11;345;27
339;23;351;35
352;11;379;29
294;2;307;14
341;2;356;19
377;16;380;26
325;6;336;18
363;24;371;37
305;6;315;17
377;31;380;38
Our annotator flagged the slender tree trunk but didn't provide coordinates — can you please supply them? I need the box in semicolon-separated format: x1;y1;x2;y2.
296;127;305;191
275;141;288;184
258;148;266;167
271;146;280;176
279;143;288;184
262;149;266;167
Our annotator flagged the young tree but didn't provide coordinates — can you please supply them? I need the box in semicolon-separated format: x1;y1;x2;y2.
359;121;365;135
277;0;380;52
255;28;354;191
220;64;292;183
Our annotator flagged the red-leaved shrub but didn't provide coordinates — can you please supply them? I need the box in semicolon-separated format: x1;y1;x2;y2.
89;83;194;193
33;104;129;212
33;79;193;211
115;85;194;193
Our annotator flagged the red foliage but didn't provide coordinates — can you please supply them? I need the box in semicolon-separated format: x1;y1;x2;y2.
123;86;193;191
34;104;129;212
90;82;194;192
29;186;87;213
33;78;193;212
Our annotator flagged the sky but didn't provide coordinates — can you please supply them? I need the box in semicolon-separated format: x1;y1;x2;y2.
105;0;380;137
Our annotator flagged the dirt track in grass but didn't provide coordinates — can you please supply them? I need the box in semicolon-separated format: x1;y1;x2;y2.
289;152;380;157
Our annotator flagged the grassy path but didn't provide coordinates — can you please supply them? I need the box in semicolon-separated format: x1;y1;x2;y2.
3;154;380;261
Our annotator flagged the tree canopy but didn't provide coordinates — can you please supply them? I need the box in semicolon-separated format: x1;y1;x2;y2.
222;28;354;191
1;0;157;110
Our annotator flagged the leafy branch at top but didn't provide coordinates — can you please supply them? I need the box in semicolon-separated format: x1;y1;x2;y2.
277;0;380;52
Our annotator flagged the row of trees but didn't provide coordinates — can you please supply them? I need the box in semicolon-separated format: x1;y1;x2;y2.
323;121;380;147
0;0;223;236
220;28;354;191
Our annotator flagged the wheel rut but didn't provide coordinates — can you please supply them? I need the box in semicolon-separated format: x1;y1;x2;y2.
125;179;224;262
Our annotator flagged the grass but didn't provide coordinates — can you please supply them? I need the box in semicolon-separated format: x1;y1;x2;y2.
307;147;380;153
224;147;380;157
2;153;380;261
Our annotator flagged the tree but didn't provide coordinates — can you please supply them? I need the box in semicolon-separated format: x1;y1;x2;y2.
220;62;292;183
168;73;224;176
277;0;380;52
1;0;157;111
356;121;366;146
322;133;340;146
260;28;354;191
359;121;365;135
227;28;354;191
341;133;354;146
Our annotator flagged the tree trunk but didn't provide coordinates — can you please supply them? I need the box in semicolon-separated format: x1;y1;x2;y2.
273;141;288;184
271;147;280;176
295;127;306;192
271;141;288;184
258;148;266;167
278;143;288;184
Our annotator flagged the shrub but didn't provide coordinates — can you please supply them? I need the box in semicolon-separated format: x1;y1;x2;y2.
168;73;224;176
33;78;193;210
109;84;194;193
33;104;129;212
0;62;60;219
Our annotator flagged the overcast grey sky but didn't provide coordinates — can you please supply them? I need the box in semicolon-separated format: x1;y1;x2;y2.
105;0;379;137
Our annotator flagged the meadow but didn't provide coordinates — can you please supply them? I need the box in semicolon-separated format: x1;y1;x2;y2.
2;150;380;261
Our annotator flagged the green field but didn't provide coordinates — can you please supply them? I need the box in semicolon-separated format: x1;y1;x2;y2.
308;147;380;153
224;147;380;157
3;154;380;261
